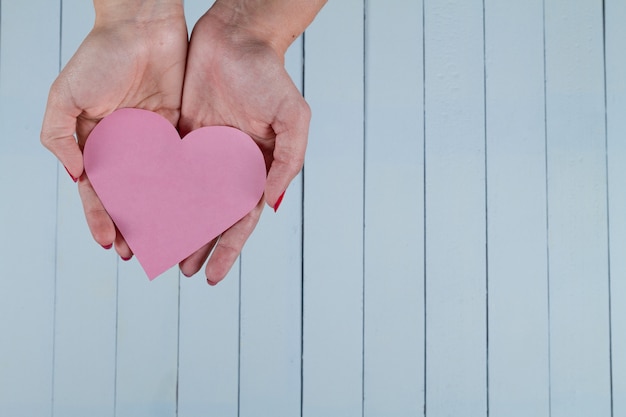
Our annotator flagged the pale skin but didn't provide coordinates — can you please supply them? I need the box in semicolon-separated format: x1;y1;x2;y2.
40;0;326;284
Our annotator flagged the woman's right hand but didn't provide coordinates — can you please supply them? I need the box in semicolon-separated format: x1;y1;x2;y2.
40;0;188;260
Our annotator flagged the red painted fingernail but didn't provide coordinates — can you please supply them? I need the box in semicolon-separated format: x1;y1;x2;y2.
102;244;113;250
121;255;132;261
64;165;78;183
273;191;286;212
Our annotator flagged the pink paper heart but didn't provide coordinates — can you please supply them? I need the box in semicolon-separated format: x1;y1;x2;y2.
83;108;266;280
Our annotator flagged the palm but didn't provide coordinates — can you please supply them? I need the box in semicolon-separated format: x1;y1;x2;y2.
177;13;310;283
42;17;188;257
71;24;188;145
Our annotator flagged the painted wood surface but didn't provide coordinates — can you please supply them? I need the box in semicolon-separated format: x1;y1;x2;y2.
52;3;117;417
545;1;612;416
606;1;626;416
485;1;550;416
0;2;59;416
363;0;424;416
303;1;364;416
424;0;487;415
177;3;241;416
0;0;624;415
237;35;305;417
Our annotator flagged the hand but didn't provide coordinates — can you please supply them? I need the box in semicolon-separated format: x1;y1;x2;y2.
40;1;188;260
177;4;314;284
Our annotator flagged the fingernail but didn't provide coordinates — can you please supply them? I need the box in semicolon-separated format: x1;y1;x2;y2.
64;165;78;183
207;279;218;286
273;191;286;212
121;255;132;261
102;244;113;250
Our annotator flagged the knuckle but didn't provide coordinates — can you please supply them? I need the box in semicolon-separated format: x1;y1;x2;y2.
217;240;241;262
40;123;54;149
247;206;263;224
289;153;306;172
40;131;51;148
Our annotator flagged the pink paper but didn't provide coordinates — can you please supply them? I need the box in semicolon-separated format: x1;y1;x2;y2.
83;108;266;280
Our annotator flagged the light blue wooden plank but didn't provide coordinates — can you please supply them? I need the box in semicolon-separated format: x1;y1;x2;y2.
177;273;240;417
183;0;213;34
51;3;118;416
544;1;611;416
363;1;424;416
484;1;550;415
238;37;304;417
176;3;239;416
114;263;179;417
424;0;487;414
605;1;626;415
302;1;364;416
0;2;60;416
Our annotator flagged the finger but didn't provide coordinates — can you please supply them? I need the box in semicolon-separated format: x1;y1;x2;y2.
265;95;311;209
205;199;265;285
40;78;85;180
179;238;218;278
77;173;116;249
114;227;133;261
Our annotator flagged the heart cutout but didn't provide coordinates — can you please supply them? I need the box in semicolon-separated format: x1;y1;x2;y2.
83;108;266;280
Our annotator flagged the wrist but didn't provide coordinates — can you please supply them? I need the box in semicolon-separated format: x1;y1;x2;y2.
206;0;325;57
204;2;285;56
94;0;184;27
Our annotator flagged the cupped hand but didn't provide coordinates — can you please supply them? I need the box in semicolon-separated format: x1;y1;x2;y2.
40;3;188;260
178;8;311;284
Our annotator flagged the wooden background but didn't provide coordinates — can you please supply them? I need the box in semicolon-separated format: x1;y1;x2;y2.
1;0;624;416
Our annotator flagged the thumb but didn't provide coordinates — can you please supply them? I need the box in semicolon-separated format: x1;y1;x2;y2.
265;97;311;209
40;80;84;181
